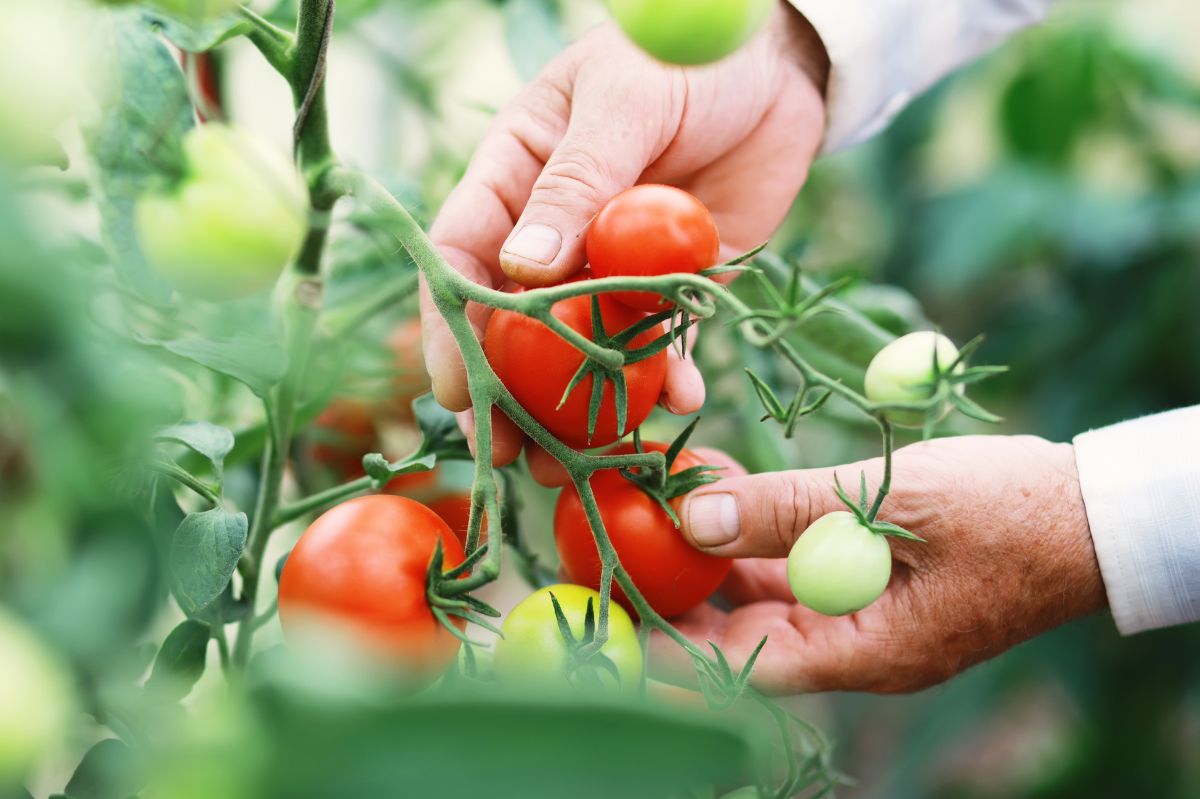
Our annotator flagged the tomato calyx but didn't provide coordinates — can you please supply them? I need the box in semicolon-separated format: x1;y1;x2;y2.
559;298;691;444
547;591;624;689
909;333;1008;436
832;471;925;542
617;419;723;528
425;539;502;650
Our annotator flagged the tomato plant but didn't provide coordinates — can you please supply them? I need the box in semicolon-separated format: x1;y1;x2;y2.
136;124;308;300
493;584;643;690
555;440;731;619
587;185;721;313
278;495;466;680
608;0;774;66
864;331;964;428
484;289;669;449
786;511;893;616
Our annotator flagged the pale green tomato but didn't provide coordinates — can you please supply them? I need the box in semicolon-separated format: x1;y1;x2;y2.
0;609;75;781
786;512;892;617
0;0;89;159
864;331;964;428
136;125;309;300
608;0;774;66
493;584;643;691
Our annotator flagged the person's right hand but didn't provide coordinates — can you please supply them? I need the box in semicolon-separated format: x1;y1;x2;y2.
420;3;830;475
655;435;1109;694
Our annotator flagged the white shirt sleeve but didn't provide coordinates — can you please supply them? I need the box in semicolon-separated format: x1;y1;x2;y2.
788;0;1059;151
1073;406;1200;635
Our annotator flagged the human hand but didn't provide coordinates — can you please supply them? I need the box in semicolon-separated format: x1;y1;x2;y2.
420;3;829;474
656;436;1107;694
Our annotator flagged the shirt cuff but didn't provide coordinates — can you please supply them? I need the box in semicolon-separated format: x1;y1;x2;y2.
788;0;1053;152
1073;405;1200;635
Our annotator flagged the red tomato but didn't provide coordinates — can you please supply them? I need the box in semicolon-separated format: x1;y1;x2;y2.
554;442;732;618
310;399;378;479
484;290;667;449
427;493;487;547
388;318;431;420
587;185;720;313
278;495;466;679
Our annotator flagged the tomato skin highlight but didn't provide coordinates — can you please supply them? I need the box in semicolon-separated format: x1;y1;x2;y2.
555;443;732;619
278;495;466;680
587;185;720;313
493;584;643;690
608;0;774;66
484;290;667;449
864;331;964;428
786;511;892;616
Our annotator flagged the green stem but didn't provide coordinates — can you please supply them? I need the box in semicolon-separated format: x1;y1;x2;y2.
151;460;220;506
238;6;295;73
867;422;894;522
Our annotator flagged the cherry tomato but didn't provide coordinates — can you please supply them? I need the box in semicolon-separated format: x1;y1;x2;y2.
608;0;774;66
0;609;74;781
309;399;378;480
136;124;308;301
484;289;667;449
387;318;431;419
493;584;642;690
278;495;466;681
864;332;964;428
786;511;892;616
555;442;732;618
427;493;487;547
587;185;720;313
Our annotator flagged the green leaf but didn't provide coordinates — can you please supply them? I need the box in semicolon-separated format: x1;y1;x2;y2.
65;739;142;799
142;7;246;52
83;9;194;303
145;619;210;701
872;520;927;543
140;334;288;400
168;509;248;616
156;421;234;474
949;392;1004;424
412;393;470;458
548;592;577;647
745;369;785;420
362;452;437;488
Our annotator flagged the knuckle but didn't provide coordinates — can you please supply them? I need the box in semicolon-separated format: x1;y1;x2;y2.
532;148;612;210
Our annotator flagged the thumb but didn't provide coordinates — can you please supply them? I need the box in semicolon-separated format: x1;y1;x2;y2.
679;461;881;558
499;100;662;288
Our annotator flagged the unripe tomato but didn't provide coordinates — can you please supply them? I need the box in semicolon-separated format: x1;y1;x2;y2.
786;512;892;616
555;442;732;618
484;288;668;450
587;185;720;313
278;496;466;682
493;584;643;691
608;0;774;66
136;125;308;301
0;0;88;159
864;331;964;428
0;609;75;782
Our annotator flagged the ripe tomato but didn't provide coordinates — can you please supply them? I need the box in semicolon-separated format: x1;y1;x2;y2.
0;609;74;781
387;319;431;419
493;584;642;690
427;493;487;547
310;399;378;480
608;0;774;66
136;124;308;301
278;495;466;680
786;512;892;616
864;332;964;428
484;289;667;449
587;185;720;313
555;442;732;618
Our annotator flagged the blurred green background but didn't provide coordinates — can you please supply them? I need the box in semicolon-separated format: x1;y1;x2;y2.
2;0;1199;796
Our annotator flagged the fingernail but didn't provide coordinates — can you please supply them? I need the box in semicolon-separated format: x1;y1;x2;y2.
683;493;740;547
502;224;562;266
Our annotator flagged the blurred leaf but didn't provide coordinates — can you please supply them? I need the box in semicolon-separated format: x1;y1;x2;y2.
413;393;470;458
503;0;567;81
146;619;210;701
168;509;248;616
65;739;142;799
84;9;193;303
157;421;235;475
142;8;246;52
193;583;251;626
140;335;287;400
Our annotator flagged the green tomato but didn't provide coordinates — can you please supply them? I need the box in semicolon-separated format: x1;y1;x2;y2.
493;584;643;691
136;125;309;301
608;0;774;66
786;512;892;617
0;609;75;781
0;0;89;159
864;331;964;428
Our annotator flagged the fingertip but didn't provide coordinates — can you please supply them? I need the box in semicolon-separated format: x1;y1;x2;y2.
499;223;586;288
660;356;706;415
525;443;571;487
